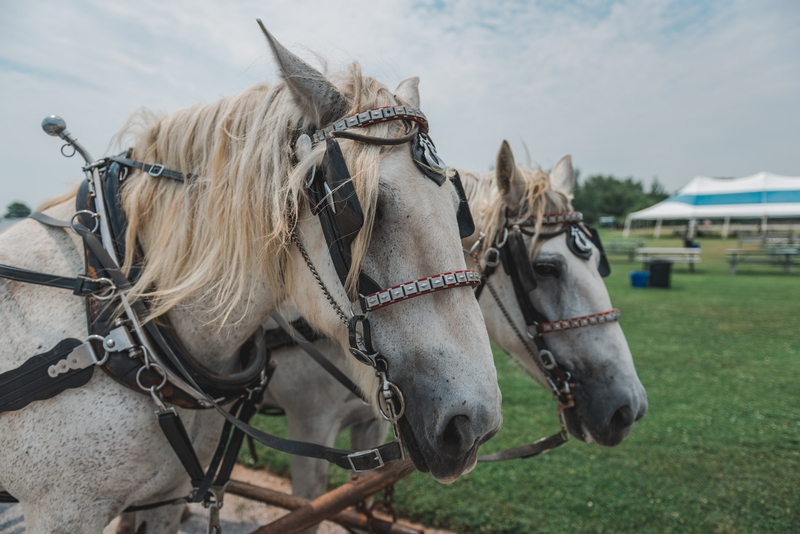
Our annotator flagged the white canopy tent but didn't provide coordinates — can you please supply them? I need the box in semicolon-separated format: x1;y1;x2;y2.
623;172;800;237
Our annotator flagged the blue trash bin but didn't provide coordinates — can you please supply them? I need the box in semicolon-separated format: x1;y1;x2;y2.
630;271;649;288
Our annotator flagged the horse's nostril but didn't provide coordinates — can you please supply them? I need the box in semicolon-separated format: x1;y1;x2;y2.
609;405;635;432
440;414;471;458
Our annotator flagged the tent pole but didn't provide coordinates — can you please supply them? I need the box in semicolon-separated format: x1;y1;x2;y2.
722;216;730;239
761;214;768;236
623;217;631;238
654;219;662;239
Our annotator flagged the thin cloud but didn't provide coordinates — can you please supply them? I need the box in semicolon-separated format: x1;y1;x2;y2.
0;0;797;209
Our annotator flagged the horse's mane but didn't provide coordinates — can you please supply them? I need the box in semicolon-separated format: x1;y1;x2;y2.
117;63;400;324
460;165;571;258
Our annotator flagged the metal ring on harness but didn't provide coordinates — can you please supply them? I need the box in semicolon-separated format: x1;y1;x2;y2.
61;143;76;158
376;380;405;422
136;363;168;392
539;349;557;370
89;277;117;301
484;247;500;268
86;334;110;366
495;227;509;248
70;210;100;234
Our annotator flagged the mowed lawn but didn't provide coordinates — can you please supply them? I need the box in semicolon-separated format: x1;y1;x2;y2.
242;232;799;533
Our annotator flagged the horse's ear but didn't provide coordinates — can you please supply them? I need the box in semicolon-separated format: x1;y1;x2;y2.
394;77;420;108
496;140;525;210
295;134;312;161
550;154;574;194
257;20;349;127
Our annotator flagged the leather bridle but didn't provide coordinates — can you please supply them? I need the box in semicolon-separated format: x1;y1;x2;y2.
292;105;480;461
471;210;619;461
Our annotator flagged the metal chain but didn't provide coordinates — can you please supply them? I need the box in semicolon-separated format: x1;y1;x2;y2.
290;231;349;325
468;247;554;393
354;481;398;534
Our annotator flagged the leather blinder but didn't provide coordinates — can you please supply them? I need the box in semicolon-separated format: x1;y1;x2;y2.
322;138;364;243
567;225;593;261
412;133;446;186
451;171;476;239
586;226;611;277
499;226;548;328
307;138;366;293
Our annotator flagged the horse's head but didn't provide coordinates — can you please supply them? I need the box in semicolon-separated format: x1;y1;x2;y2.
262;30;502;482
466;141;646;447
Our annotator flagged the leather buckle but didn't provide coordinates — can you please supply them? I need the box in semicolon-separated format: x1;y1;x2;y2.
148;164;165;177
347;448;384;471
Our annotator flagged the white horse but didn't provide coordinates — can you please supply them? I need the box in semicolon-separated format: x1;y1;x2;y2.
461;141;647;445
0;27;502;533
173;141;646;534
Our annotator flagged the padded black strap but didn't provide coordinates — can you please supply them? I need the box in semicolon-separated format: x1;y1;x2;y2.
0;338;92;414
271;313;367;402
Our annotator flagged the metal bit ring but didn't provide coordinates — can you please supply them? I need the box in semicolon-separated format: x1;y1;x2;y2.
376;380;406;422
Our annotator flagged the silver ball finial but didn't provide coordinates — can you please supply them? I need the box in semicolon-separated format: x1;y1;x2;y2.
42;115;68;137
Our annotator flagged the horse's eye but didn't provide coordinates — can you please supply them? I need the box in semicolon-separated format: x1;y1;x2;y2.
534;263;559;277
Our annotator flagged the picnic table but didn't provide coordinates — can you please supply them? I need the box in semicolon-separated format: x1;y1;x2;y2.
605;240;645;262
636;247;701;272
725;248;799;274
737;232;800;248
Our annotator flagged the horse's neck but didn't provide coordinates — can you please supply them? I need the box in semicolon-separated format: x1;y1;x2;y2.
166;287;275;374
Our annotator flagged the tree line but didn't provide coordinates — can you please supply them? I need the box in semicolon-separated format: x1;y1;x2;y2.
571;172;669;227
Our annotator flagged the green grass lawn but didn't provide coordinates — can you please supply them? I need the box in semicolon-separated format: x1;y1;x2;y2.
241;232;800;533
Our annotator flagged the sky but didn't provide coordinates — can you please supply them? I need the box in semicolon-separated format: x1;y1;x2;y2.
1;0;798;211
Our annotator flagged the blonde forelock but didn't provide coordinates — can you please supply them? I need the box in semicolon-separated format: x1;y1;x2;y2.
460;165;572;259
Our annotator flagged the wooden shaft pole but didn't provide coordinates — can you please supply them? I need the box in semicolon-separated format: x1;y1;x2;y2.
228;480;422;534
246;458;416;534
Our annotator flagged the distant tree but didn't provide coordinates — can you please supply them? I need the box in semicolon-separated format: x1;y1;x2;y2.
572;175;669;226
4;201;31;219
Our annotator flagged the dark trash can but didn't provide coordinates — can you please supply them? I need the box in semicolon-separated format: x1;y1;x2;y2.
649;260;672;288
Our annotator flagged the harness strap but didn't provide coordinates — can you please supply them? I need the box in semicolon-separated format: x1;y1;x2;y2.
360;269;481;312
0;263;106;296
75;226;401;471
108;156;190;182
0;338;92;414
478;432;567;462
157;409;206;487
271;313;367;402
28;211;70;228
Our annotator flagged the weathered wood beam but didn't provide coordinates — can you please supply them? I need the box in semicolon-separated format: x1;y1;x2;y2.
242;458;417;534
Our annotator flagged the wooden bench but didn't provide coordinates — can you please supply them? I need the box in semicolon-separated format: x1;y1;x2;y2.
636;247;701;272
725;248;799;274
605;240;645;262
738;232;800;248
